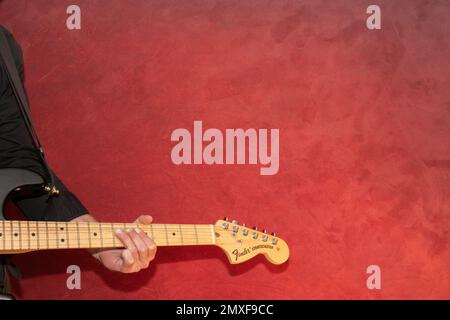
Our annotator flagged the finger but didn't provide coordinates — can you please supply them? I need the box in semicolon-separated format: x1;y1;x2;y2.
115;229;139;265
135;215;153;225
120;249;135;271
135;228;157;263
129;228;150;264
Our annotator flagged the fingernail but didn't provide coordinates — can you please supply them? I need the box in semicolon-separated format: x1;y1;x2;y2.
115;229;123;234
135;228;141;233
126;229;132;233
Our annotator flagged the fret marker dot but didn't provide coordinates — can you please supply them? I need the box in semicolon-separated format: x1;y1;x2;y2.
60;227;64;231
61;239;65;242
172;232;176;236
94;233;97;236
31;233;36;237
0;233;2;237
14;233;18;237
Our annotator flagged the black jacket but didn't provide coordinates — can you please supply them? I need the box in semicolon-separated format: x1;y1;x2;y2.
0;25;88;222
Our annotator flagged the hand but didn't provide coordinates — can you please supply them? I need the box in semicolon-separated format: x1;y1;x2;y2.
92;215;157;273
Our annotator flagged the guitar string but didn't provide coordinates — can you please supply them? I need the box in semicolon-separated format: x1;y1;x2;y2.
0;232;216;236
0;226;215;232
0;224;256;232
0;227;267;235
0;222;227;227
0;233;275;242
1;242;278;250
0;238;275;244
0;224;276;248
0;241;273;247
0;241;276;248
0;232;272;240
0;222;247;228
0;230;271;237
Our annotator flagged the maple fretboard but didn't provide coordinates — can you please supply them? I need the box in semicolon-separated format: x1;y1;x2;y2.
0;221;216;251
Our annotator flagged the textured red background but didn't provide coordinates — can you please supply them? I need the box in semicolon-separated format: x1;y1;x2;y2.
1;0;449;299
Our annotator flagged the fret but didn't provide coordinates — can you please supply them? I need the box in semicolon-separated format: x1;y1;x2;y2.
47;222;59;249
209;225;215;244
56;222;61;248
11;221;16;250
65;222;70;248
67;222;76;249
99;223;105;248
56;222;68;248
111;224;118;237
7;221;12;250
61;222;67;248
87;223;92;248
163;224;169;245
149;224;154;239
62;224;67;247
91;223;101;248
55;221;60;249
77;223;86;248
115;223;126;248
193;224;199;244
22;220;30;250
83;223;91;248
18;220;24;250
33;221;39;250
45;221;49;249
26;220;30;250
17;221;22;249
178;224;184;245
111;223;116;247
76;222;80;248
55;222;64;249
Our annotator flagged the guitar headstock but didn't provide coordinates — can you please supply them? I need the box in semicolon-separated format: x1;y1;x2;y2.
214;218;289;265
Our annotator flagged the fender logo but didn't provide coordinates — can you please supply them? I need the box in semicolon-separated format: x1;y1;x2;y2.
232;245;274;261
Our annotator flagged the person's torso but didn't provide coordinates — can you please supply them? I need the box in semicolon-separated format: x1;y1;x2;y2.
0;26;47;181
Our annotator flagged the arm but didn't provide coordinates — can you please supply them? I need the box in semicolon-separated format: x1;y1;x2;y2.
71;214;157;273
1;26;156;273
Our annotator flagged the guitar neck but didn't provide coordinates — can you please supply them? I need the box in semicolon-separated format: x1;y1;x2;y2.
0;221;216;251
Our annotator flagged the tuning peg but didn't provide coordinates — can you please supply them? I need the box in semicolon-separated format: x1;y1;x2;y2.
232;220;238;224
271;232;278;244
253;226;258;231
242;223;246;227
262;229;267;234
223;216;228;221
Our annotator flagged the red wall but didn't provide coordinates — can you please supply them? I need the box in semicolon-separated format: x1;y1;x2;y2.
1;0;449;299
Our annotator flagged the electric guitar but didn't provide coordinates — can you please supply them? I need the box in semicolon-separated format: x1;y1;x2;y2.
0;168;289;265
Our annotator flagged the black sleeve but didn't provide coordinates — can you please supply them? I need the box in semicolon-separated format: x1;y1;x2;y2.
1;26;89;222
0;25;25;82
13;170;89;221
